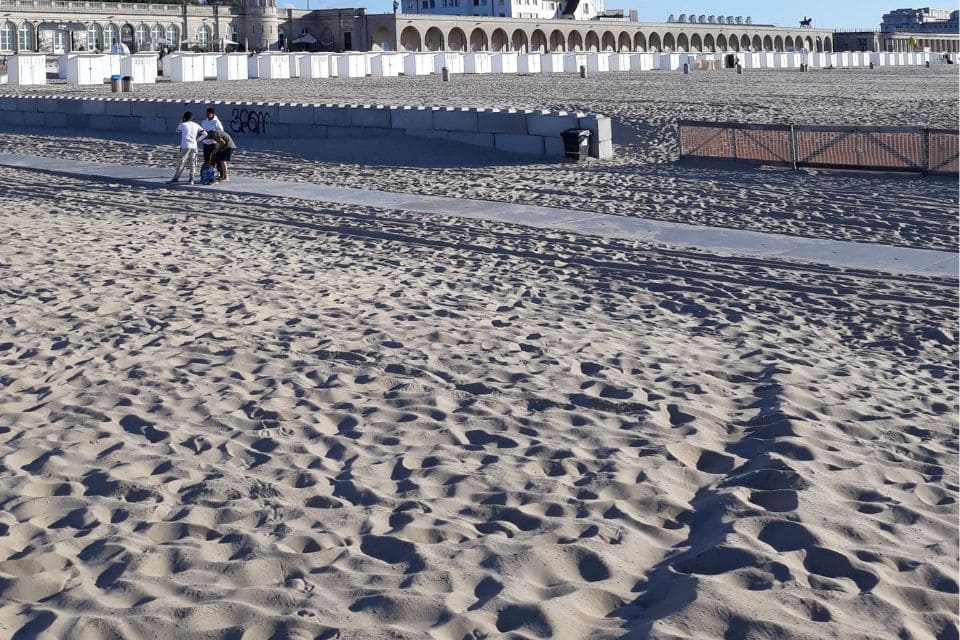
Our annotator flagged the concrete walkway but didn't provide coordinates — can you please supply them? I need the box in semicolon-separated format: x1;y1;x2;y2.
0;153;955;278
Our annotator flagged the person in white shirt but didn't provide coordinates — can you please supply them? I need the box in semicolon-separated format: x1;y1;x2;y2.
200;107;225;167
168;111;207;185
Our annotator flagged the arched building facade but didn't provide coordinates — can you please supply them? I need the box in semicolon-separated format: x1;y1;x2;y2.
368;15;837;54
1;2;954;57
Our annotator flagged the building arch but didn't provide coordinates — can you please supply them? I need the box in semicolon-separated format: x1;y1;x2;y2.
662;32;675;52
762;34;772;51
166;24;179;50
634;32;647;51
150;23;163;49
704;33;716;51
424;26;443;51
447;27;466;51
18;21;34;51
676;32;689;52
87;23;102;50
567;30;583;51
741;34;750;50
804;36;813;50
647;32;660;51
197;24;211;50
815;35;822;52
715;34;725;50
773;35;783;51
690;33;702;52
617;31;630;52
135;23;149;51
510;28;527;52
0;21;13;52
469;28;487;51
370;26;392;51
491;28;508;51
530;29;547;53
824;36;832;51
584;30;599;52
549;29;565;52
120;23;135;49
751;34;762;50
399;25;420;51
784;35;793;50
601;31;616;52
104;23;119;49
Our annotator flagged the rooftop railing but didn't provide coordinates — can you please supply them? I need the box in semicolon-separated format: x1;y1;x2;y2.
0;0;215;14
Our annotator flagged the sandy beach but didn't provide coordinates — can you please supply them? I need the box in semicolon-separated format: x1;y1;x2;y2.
0;67;957;249
0;67;957;639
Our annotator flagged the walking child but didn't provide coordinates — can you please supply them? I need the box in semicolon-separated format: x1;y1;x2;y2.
168;111;206;185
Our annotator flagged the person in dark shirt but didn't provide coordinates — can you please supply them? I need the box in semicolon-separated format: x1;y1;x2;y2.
205;129;238;182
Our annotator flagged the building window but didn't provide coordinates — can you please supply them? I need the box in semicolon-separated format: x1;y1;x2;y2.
104;24;118;48
0;22;12;52
166;24;179;49
151;24;163;47
18;22;32;51
135;24;148;49
197;25;211;49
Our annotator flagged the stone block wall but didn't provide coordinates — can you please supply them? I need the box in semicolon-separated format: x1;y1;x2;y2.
0;95;614;160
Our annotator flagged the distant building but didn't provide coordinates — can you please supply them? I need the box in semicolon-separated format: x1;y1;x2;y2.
399;0;606;21
881;7;959;33
0;0;835;56
833;7;959;53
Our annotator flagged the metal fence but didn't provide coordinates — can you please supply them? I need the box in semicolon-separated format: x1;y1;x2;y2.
678;120;959;175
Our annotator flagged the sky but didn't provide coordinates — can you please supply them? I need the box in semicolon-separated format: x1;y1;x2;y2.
278;0;955;28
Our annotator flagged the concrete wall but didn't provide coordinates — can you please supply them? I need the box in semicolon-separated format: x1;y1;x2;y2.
0;95;613;160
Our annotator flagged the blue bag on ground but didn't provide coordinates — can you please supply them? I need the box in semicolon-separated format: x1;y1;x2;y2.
200;163;217;185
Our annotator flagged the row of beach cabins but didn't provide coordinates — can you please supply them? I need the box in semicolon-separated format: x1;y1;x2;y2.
4;49;956;86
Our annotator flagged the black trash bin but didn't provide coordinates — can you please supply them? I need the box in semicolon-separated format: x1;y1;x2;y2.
562;128;591;161
110;74;121;93
121;75;133;92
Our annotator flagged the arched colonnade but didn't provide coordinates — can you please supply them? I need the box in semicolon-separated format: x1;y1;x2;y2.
393;24;834;54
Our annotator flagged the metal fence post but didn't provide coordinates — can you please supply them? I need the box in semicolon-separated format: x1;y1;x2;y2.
677;123;684;161
730;127;738;162
921;127;930;174
790;125;798;170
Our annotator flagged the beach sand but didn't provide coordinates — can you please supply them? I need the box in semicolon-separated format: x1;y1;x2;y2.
0;67;956;250
0;67;957;639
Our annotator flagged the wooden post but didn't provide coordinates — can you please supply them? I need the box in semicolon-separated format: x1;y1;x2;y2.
790;125;799;170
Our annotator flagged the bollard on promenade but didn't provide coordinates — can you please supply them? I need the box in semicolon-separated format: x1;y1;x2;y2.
579;65;586;78
442;66;449;81
736;64;743;75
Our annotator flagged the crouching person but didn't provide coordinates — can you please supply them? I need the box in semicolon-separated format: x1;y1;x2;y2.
206;129;237;182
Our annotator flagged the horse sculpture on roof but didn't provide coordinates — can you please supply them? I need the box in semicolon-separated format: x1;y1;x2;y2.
800;16;812;27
